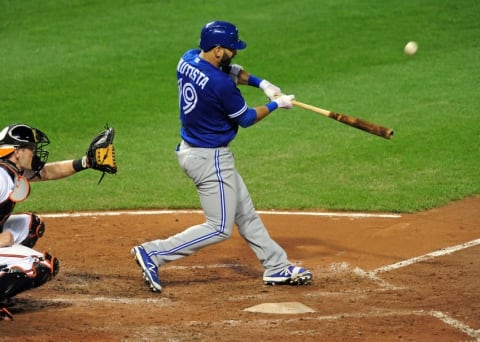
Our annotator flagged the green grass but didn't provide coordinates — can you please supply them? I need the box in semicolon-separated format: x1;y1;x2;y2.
1;0;479;213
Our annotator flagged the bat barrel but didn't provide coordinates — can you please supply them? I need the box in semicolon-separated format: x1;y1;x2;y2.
293;100;394;140
331;112;394;139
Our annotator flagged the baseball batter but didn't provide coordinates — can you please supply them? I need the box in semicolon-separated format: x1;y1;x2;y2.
132;21;312;292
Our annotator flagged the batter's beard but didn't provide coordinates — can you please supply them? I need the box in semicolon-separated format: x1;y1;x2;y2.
219;52;232;69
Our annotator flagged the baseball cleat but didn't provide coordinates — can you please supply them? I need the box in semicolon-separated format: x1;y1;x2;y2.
131;246;162;292
263;266;313;285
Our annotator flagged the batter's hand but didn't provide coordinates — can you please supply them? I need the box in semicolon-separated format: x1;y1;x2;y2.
259;80;281;101
273;94;295;109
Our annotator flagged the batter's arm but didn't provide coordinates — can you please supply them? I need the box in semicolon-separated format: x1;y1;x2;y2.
233;67;250;85
228;65;282;101
226;65;260;87
242;98;291;127
252;105;273;124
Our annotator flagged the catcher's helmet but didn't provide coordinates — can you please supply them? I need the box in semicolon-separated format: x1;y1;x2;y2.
199;21;247;51
0;124;50;171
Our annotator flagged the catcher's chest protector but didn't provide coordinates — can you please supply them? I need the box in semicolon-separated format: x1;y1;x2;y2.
0;162;30;228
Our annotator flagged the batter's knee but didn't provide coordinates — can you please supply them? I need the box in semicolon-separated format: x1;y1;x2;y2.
213;224;233;240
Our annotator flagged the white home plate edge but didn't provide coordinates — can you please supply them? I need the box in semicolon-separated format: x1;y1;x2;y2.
243;302;315;314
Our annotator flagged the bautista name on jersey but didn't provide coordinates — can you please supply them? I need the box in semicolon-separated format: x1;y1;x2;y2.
177;58;209;90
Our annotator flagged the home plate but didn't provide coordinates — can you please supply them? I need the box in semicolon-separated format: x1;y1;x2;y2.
243;302;315;314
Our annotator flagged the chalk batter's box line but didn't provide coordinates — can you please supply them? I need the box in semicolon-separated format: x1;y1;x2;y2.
40;209;401;219
372;238;480;274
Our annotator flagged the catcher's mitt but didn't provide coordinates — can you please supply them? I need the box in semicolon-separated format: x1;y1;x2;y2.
87;126;117;184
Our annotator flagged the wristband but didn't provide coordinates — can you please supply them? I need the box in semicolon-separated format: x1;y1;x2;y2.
266;101;278;112
72;156;88;172
247;75;263;87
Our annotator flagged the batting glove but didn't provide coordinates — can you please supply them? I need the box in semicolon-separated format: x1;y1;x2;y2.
228;64;243;84
273;94;295;109
259;80;282;101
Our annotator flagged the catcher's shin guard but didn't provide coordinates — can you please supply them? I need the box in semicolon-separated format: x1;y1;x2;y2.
0;253;59;300
0;271;33;300
20;213;45;248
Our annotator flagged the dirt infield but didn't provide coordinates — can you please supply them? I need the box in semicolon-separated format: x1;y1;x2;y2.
2;196;479;341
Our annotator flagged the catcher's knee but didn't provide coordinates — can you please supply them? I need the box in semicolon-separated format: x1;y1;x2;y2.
37;252;60;282
20;213;45;248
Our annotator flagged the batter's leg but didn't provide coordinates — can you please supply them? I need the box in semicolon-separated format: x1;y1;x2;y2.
233;170;291;276
142;147;237;266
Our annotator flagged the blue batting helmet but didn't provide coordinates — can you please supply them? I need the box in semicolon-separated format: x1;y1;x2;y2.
199;21;247;51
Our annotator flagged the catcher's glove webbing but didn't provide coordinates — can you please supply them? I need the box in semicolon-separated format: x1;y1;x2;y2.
87;125;117;184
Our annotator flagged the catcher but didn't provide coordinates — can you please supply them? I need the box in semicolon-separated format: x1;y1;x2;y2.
0;123;116;320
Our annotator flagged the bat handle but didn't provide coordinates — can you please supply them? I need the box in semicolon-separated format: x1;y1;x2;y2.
292;100;330;117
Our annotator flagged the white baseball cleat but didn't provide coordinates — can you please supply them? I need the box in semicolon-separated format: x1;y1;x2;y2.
263;266;313;285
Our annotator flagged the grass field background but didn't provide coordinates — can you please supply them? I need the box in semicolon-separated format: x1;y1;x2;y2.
1;0;479;213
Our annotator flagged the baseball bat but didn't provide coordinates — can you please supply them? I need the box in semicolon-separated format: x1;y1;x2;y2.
292;100;394;140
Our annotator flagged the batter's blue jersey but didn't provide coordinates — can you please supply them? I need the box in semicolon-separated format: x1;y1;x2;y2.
177;49;248;148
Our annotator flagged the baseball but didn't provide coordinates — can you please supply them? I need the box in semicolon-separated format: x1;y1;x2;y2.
404;41;418;55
